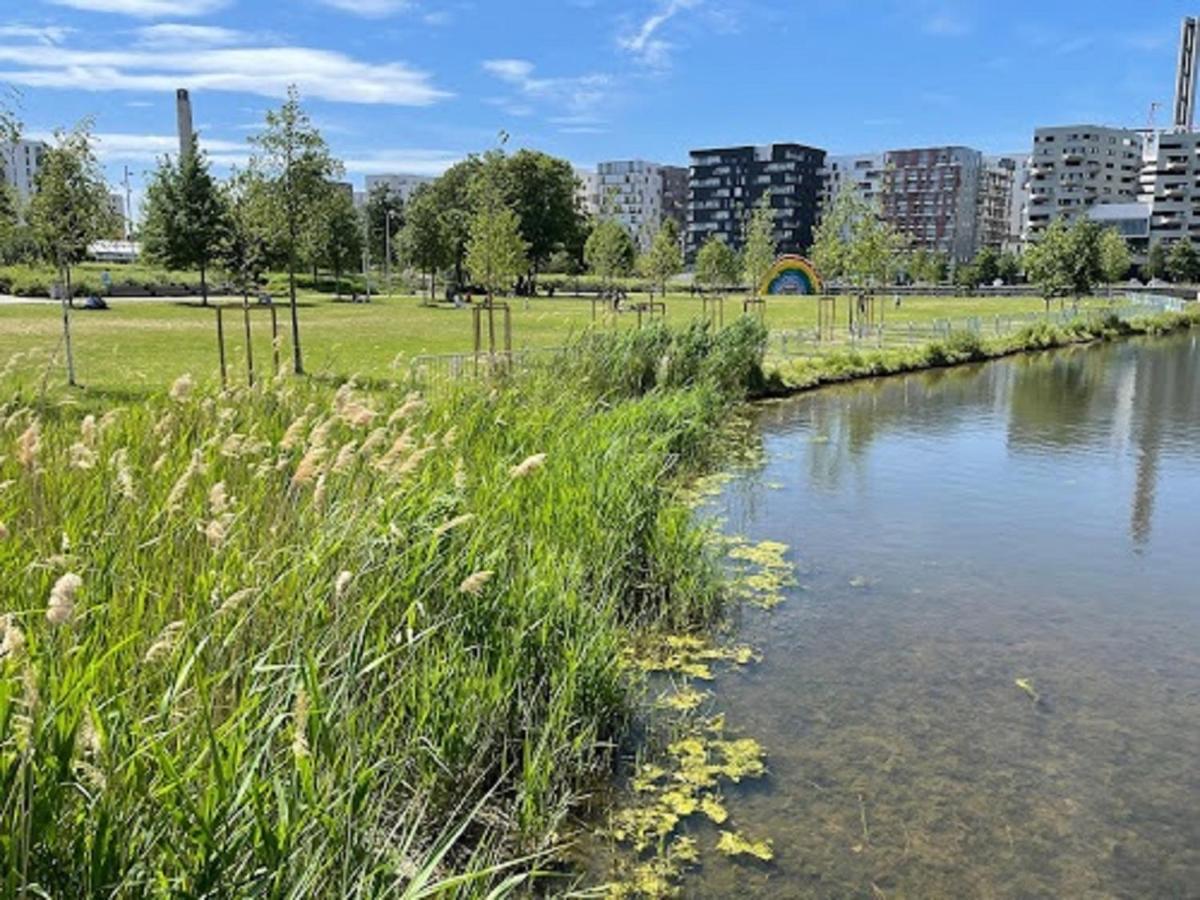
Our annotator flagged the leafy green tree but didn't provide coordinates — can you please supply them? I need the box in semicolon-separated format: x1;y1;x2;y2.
639;220;683;298
1166;239;1200;285
694;235;739;295
584;219;635;292
465;192;528;302
503;149;581;287
1145;241;1170;282
400;184;452;304
365;182;404;268
141;135;228;306
429;156;484;287
28;122;117;385
1098;228;1131;293
250;85;343;374
997;251;1022;285
811;188;861;282
218;167;272;303
954;262;981;291
1026;218;1102;306
812;187;904;289
317;188;363;298
973;247;1000;286
742;196;777;298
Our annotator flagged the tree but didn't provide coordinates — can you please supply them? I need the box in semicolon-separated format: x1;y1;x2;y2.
997;251;1022;285
141;135;228;306
28;123;117;386
401;184;452;305
429;157;484;288
250;85;343;375
954;262;981;291
365;182;404;269
317;188;363;299
742;196;777;298
1025;218;1102;306
584;219;635;293
694;236;739;295
1145;241;1170;282
812;187;905;289
639;220;682;298
218;167;272;303
503;149;581;287
465;192;528;302
1166;239;1200;285
1098;228;1131;293
973;247;1000;286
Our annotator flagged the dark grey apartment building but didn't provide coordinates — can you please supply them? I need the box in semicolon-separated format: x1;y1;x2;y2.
687;143;826;260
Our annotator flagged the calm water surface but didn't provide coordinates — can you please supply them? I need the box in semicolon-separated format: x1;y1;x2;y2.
696;333;1200;898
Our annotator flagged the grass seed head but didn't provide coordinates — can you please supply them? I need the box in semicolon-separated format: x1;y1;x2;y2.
459;570;494;597
510;453;547;479
169;374;194;403
47;573;83;626
434;513;475;538
80;415;97;447
334;570;353;601
292;688;311;760
16;422;40;470
70;442;98;470
144;621;184;663
0;614;26;660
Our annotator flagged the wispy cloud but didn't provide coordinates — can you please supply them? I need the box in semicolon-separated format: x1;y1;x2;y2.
619;0;702;68
134;24;250;48
0;40;450;106
45;0;229;17
0;26;73;45
482;58;611;119
313;0;412;18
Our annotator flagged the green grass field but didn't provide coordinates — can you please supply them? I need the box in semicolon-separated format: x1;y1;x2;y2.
0;291;1079;394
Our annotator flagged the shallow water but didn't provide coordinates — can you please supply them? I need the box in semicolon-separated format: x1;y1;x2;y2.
695;333;1200;898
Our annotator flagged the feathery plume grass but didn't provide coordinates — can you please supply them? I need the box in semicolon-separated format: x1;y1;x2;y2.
80;414;97;447
434;514;476;538
292;447;329;487
459;570;494;597
112;448;137;501
0;614;26;660
280;415;309;451
70;442;98;470
292;688;311;760
334;570;353;601
169;374;194;403
510;454;547;479
215;587;255;617
165;450;205;512
209;482;229;516
144;621;184;663
16;421;40;470
332;441;358;474
47;573;83;626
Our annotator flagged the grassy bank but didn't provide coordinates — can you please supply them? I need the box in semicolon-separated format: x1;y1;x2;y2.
0;320;767;897
769;307;1200;392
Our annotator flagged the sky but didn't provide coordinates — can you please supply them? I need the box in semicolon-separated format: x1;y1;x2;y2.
3;0;1200;201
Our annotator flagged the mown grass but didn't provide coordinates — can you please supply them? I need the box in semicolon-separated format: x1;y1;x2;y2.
0;292;1083;397
771;308;1200;391
0;319;769;897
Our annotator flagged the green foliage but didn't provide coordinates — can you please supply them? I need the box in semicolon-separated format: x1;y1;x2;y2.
0;320;765;893
1025;218;1102;299
997;251;1022;285
973;247;1000;286
140;136;229;304
639;221;683;296
1145;241;1169;281
465;190;528;298
217;168;273;298
399;184;452;301
364;182;404;266
315;187;363;295
811;188;905;288
585;219;635;288
741;196;777;297
1097;228;1131;287
502;149;581;275
693;236;738;293
1166;239;1200;284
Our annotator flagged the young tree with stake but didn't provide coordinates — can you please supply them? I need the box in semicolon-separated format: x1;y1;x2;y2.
742;196;778;299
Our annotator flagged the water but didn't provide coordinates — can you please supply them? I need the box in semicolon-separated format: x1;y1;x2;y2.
695;333;1200;898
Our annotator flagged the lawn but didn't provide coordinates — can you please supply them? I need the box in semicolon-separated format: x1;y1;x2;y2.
0;291;1074;394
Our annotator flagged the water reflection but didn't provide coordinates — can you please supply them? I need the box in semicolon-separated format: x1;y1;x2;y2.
696;334;1200;898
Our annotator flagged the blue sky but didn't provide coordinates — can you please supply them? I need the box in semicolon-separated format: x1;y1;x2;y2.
2;0;1199;196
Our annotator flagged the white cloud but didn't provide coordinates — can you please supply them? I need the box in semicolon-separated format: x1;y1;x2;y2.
134;24;249;48
619;0;701;68
0;42;450;106
0;26;73;45
341;149;462;176
481;58;610;117
46;0;230;17
314;0;412;16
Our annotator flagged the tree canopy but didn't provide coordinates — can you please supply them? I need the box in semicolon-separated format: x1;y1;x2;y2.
584;219;635;288
694;236;739;293
639;220;683;297
742;196;777;297
465;190;528;300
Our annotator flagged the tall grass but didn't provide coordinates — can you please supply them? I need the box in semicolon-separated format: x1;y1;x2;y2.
0;319;766;897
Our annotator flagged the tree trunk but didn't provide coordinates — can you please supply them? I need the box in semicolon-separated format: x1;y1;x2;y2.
200;262;209;307
62;264;76;387
288;234;304;375
335;260;342;300
429;268;436;305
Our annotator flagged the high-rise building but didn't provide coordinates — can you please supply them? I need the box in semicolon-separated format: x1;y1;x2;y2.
0;138;47;201
364;174;434;204
574;168;600;217
594;160;676;250
687;143;826;260
1025;126;1144;241
661;165;688;234
977;156;1024;253
176;88;194;158
821;153;886;209
880;146;983;263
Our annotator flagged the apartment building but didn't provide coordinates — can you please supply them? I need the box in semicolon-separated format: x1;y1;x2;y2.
880;146;983;262
574;168;600;217
1025;126;1144;241
594;160;677;250
661;165;688;233
363;174;434;204
1;138;47;201
822;153;886;208
687;143;826;260
1140;130;1200;247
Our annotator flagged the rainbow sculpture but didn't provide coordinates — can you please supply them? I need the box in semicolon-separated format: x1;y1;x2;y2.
760;255;822;296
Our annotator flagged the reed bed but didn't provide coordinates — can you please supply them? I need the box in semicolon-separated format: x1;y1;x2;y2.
0;319;768;897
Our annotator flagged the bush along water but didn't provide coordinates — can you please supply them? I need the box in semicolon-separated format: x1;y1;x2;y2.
772;307;1200;392
0;319;768;897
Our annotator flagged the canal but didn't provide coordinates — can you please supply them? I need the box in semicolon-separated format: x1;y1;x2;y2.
696;332;1200;897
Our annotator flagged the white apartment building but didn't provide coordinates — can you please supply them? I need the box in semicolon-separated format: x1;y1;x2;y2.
1;139;47;201
1025;126;1144;241
1140;130;1200;247
363;174;434;204
984;154;1030;252
821;153;886;207
574;168;600;217
596;160;670;250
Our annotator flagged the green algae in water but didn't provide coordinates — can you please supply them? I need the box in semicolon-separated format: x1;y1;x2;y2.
715;830;775;862
726;539;798;609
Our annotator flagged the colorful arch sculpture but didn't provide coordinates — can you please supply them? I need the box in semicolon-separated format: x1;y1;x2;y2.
761;255;822;296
